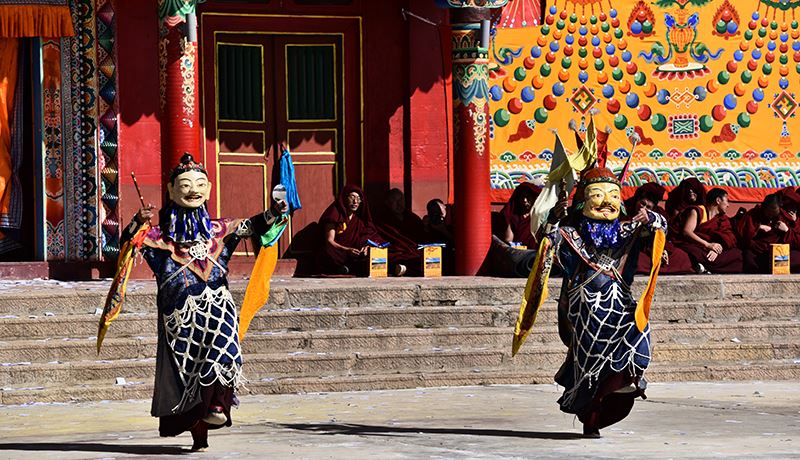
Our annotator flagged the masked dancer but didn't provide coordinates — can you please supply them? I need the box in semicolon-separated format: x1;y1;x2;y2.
513;122;667;437
112;154;289;451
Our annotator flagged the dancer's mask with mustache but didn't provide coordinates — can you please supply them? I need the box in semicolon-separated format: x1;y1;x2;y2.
576;167;623;222
582;182;621;221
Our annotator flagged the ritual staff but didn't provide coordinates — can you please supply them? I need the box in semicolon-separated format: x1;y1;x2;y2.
673;187;742;273
318;184;386;276
626;183;693;275
120;154;288;452
374;188;426;276
514;165;667;438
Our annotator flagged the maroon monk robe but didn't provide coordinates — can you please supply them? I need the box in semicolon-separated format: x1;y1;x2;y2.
318;184;385;275
737;204;781;271
498;182;542;248
780;187;800;249
629;205;694;275
665;178;706;238
625;182;693;275
374;208;427;274
784;215;800;274
783;209;800;251
737;187;800;273
673;205;743;273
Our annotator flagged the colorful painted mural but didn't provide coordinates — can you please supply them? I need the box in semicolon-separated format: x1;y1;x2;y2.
489;0;800;202
42;0;118;261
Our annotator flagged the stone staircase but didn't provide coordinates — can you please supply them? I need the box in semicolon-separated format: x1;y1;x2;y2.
0;276;798;405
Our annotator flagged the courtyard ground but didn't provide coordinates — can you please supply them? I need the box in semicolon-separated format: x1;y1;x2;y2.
0;381;798;459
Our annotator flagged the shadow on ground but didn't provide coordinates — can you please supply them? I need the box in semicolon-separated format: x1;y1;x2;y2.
279;423;584;440
0;443;186;455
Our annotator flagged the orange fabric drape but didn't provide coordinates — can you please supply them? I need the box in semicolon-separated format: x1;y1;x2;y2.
0;37;18;233
0;5;74;38
635;229;666;333
239;244;279;340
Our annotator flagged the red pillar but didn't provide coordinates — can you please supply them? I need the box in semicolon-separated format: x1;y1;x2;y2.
448;7;494;275
158;9;201;191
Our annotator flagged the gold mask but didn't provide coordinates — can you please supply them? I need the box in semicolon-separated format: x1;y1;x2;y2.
582;182;622;221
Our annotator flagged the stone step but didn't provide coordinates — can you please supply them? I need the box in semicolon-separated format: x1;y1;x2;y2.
3;321;799;364
0;306;510;340
2;298;799;341
2;342;798;387
2;359;799;405
2;275;799;316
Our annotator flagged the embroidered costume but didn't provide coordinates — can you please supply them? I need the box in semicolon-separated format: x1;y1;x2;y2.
551;206;666;431
101;154;289;451
514;123;666;437
135;213;255;432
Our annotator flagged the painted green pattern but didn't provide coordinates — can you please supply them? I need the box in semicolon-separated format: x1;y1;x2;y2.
158;0;203;21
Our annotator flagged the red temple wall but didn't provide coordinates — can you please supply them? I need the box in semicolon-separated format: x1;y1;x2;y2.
113;0;451;223
115;0;163;225
361;0;452;216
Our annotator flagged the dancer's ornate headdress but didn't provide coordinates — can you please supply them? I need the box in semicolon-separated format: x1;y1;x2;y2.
170;153;208;182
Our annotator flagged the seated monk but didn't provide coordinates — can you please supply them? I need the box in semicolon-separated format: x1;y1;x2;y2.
497;181;542;247
781;187;800;273
625;182;693;275
672;187;743;273
737;193;799;273
778;187;800;237
373;188;426;276
490;181;544;277
318;184;386;276
423;198;454;247
665;177;706;234
423;198;455;275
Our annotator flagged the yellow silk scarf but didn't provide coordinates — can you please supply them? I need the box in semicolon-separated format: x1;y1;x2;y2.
512;236;555;356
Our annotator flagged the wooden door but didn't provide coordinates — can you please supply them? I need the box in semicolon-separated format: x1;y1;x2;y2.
203;17;357;265
271;35;342;260
213;37;274;226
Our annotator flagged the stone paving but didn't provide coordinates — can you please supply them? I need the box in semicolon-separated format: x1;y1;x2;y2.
0;382;798;459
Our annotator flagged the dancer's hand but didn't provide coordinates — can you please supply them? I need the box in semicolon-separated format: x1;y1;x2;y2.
271;199;289;215
135;204;155;224
706;250;718;262
553;183;569;220
632;207;650;224
662;250;669;265
775;221;789;233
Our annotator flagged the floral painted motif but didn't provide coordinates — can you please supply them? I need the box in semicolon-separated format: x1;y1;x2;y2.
179;39;197;125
